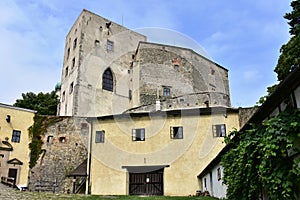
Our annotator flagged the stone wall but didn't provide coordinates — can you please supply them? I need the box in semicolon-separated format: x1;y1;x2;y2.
28;116;89;193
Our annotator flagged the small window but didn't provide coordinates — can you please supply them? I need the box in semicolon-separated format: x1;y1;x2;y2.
59;137;66;143
69;82;74;94
95;40;100;46
65;67;69;77
174;64;179;72
47;136;54;144
67;48;70;60
170;126;183;139
217;167;221;181
107;40;114;52
212;124;226;137
62;91;65;102
204;178;207;188
163;87;171;96
11;130;21;143
129;90;132;100
132;128;145;141
73;38;77;49
72;57;75;68
102;68;113;91
95;130;105;143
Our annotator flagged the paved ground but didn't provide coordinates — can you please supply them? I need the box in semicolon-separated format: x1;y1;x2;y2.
0;183;81;199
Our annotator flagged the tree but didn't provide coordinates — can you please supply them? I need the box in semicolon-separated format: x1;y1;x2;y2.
222;109;300;200
14;91;58;115
275;0;300;81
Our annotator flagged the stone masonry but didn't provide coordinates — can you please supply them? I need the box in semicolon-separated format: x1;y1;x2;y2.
28;117;89;193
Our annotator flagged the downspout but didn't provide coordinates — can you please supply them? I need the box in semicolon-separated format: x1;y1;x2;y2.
86;117;94;194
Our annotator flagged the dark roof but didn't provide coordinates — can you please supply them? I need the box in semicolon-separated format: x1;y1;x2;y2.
97;106;238;120
122;165;169;173
198;66;300;177
68;159;87;177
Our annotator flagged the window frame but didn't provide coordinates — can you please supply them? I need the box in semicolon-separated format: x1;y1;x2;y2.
132;128;145;141
95;130;105;143
170;126;183;139
102;68;114;92
163;86;171;97
107;40;114;52
212;124;226;137
11;130;21;143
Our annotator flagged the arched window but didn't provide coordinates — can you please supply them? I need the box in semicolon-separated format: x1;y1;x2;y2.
102;68;113;91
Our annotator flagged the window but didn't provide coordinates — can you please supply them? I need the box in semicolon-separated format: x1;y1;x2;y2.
212;124;226;137
102;68;113;91
174;64;179;72
65;67;69;77
107;40;114;52
47;136;53;144
69;82;74;94
62;91;65;102
95;130;105;143
11;130;21;143
73;38;77;49
170;126;183;139
95;40;100;46
129;90;132;100
72;57;75;68
59;137;66;143
67;48;70;60
163;87;171;96
217;167;221;181
132;128;145;141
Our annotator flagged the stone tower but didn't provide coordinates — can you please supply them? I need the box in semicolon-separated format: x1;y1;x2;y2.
58;9;231;117
59;9;146;116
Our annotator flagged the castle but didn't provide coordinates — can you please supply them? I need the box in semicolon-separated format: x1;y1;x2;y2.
29;9;245;197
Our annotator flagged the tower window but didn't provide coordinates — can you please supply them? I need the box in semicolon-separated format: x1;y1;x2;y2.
65;67;69;77
107;40;114;52
163;87;171;96
72;57;75;68
73;38;77;49
95;130;105;143
69;82;74;94
102;68;113;92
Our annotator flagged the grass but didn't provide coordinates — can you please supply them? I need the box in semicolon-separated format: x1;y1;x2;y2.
11;190;218;200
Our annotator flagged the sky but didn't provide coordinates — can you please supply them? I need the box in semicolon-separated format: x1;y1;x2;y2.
0;0;292;107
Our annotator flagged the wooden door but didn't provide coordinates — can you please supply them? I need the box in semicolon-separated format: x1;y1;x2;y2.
129;168;164;195
8;168;17;186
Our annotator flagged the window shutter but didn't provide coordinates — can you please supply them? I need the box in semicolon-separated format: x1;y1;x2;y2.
212;125;217;137
170;126;174;139
132;129;136;141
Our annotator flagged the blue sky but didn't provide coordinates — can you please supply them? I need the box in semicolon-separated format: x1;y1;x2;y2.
0;0;292;107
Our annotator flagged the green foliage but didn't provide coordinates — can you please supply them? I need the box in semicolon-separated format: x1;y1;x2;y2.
275;0;300;81
14;91;58;115
28;114;62;169
222;109;300;200
255;84;278;106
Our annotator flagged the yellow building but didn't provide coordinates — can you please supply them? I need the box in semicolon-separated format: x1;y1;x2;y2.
0;103;35;188
89;106;239;196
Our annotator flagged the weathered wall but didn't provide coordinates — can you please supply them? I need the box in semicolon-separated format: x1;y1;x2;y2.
90;108;239;196
28;117;89;193
0;104;35;187
59;9;146;117
131;42;230;111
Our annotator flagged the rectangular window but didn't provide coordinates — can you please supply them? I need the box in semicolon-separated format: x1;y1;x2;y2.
217;167;221;181
212;124;226;137
47;136;53;144
132;128;145;141
67;48;70;60
69;82;74;94
11;130;21;143
95;130;105;143
107;40;114;52
73;38;77;49
163;87;171;96
62;91;65;102
65;67;69;77
170;126;183;139
72;57;75;68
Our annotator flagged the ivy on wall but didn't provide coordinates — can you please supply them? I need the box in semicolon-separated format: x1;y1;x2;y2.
28;114;63;169
221;108;300;200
